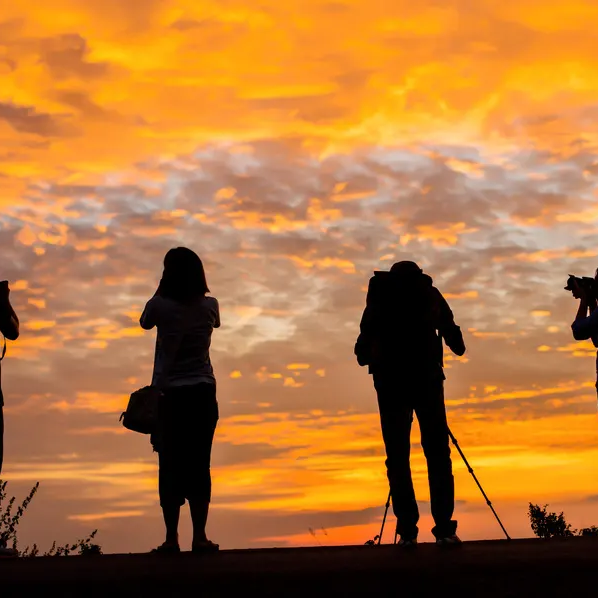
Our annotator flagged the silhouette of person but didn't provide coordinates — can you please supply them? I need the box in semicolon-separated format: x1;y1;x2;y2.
140;248;220;554
0;280;20;476
0;280;20;558
355;261;466;547
570;268;598;395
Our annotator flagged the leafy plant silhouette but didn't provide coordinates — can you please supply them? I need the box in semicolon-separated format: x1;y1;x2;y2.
0;481;39;549
0;480;102;556
528;503;598;539
579;526;598;537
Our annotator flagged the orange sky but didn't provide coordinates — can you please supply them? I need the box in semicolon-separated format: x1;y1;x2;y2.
1;0;598;552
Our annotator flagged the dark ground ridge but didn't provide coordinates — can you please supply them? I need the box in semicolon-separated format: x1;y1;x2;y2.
2;537;597;597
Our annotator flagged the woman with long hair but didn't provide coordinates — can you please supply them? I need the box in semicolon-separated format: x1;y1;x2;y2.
140;247;220;553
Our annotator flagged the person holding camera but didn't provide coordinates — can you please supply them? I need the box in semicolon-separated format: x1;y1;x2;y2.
140;247;220;554
0;280;19;476
569;271;598;394
355;261;466;548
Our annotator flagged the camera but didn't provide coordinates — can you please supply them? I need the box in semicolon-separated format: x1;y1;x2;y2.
565;274;597;297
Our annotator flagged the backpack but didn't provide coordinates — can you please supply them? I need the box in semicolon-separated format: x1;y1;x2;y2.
356;271;442;370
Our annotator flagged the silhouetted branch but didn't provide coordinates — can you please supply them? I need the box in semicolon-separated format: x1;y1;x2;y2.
0;480;102;556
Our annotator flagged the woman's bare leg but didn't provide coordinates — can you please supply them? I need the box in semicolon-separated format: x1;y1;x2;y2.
162;503;181;546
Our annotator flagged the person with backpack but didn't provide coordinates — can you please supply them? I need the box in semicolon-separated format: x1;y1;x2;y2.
140;248;220;554
355;261;466;548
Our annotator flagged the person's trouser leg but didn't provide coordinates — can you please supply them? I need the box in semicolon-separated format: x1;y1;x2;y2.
374;374;419;540
595;353;597;397
188;390;218;546
157;392;184;547
0;406;3;550
415;378;457;539
0;404;4;476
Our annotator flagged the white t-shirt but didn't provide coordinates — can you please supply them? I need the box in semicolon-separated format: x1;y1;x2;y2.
140;294;220;389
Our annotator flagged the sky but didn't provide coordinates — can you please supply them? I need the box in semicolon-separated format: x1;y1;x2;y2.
1;0;598;553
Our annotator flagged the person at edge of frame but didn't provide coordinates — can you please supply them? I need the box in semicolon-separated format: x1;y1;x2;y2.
355;260;466;548
570;268;598;396
0;279;20;558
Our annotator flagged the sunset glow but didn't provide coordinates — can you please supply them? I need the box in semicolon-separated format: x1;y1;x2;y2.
2;0;598;553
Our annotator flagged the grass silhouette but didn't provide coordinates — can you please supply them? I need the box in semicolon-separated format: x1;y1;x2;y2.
0;480;102;556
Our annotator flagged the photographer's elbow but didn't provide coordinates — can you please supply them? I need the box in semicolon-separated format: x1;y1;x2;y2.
139;312;155;330
449;342;466;357
571;326;589;341
1;319;19;341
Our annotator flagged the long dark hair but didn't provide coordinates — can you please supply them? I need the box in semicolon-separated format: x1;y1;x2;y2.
158;247;210;303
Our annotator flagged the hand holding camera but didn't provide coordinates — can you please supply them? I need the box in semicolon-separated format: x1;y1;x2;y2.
565;274;596;301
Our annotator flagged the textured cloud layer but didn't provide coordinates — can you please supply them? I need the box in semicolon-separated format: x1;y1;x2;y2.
1;1;598;552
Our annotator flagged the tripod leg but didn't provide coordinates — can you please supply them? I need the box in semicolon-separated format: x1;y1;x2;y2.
378;488;392;545
448;427;511;541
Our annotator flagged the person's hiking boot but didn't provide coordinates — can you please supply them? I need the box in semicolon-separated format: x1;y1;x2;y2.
436;534;462;548
397;536;418;549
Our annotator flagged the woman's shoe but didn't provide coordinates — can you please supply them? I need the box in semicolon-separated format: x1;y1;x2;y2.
151;542;181;554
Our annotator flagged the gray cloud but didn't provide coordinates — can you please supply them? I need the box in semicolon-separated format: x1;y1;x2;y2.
0;102;74;137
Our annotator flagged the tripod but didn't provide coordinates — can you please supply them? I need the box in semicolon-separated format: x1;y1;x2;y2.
374;425;511;544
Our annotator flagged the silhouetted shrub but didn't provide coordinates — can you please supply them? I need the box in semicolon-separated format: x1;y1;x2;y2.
579;526;598;537
528;503;598;539
0;480;102;556
528;503;574;538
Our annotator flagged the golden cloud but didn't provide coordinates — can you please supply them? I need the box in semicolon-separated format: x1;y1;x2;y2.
1;0;596;191
3;0;598;553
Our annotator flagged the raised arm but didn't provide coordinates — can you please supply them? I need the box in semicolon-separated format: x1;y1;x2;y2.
572;296;598;345
140;295;159;330
0;285;19;341
213;298;221;329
